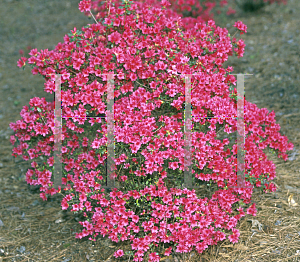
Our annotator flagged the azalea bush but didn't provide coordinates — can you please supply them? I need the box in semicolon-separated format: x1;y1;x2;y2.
84;0;235;31
84;0;288;30
11;0;294;261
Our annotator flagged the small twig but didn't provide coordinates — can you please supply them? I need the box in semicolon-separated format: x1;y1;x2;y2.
279;112;300;119
152;124;164;134
67;68;78;75
215;241;224;259
89;10;99;24
216;125;226;137
105;252;114;261
107;0;111;17
135;80;148;89
231;30;238;39
36;112;47;125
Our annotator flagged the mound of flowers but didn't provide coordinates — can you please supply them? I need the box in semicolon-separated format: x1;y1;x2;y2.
12;0;293;261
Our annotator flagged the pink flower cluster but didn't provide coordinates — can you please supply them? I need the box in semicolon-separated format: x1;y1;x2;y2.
84;0;236;31
12;0;293;261
233;21;247;35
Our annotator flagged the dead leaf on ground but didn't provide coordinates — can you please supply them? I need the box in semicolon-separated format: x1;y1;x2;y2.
288;194;298;207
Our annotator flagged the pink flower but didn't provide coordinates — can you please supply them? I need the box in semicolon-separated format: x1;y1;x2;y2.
17;57;27;68
149;252;160;262
226;7;236;15
161;0;171;8
108;31;122;44
247;203;257;216
228;229;240;243
78;0;91;13
164;247;172;256
114;249;124;258
233;21;247;34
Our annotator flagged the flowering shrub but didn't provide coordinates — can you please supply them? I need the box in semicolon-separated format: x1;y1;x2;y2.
84;0;235;31
12;0;294;261
84;0;287;30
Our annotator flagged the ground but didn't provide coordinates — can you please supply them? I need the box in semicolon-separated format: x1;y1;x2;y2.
0;0;299;261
